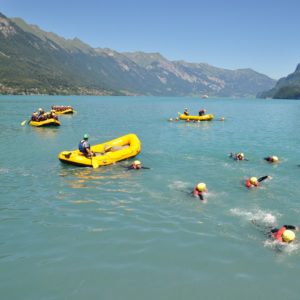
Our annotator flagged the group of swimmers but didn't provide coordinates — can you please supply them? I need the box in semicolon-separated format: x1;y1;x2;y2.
31;107;59;122
193;151;298;244
76;123;298;244
169;108;297;245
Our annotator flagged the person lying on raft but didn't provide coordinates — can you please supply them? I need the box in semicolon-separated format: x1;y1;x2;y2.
245;175;272;188
229;152;248;161
193;182;207;201
270;225;298;243
78;134;95;158
264;156;279;163
127;160;150;170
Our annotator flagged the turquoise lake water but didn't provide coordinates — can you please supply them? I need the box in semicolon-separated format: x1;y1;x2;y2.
1;95;300;300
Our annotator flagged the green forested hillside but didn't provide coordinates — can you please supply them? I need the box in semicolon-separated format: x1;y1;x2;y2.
258;64;300;99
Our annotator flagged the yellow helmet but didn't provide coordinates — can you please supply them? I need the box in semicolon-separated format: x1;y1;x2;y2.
197;182;206;192
250;177;258;184
240;153;244;158
282;230;295;243
134;160;141;165
272;156;279;162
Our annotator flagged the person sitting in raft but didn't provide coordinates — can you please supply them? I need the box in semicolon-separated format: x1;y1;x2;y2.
49;110;59;120
37;108;46;121
229;152;247;161
183;108;189;116
245;175;272;188
264;156;279;163
270;225;298;243
31;112;39;121
127;160;150;170
193;182;207;201
198;108;206;116
78;134;95;157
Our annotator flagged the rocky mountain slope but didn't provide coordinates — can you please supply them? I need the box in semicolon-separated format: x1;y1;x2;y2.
0;12;276;96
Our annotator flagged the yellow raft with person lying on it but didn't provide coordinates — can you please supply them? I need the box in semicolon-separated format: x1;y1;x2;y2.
29;118;61;127
58;133;141;168
179;114;214;121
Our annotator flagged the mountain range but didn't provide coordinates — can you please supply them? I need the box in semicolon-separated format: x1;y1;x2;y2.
0;12;276;97
258;64;300;99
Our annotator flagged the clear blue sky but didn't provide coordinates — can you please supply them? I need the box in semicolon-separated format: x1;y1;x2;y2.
1;0;300;79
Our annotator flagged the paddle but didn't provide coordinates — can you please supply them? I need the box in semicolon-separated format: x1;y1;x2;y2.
21;119;28;126
91;156;99;169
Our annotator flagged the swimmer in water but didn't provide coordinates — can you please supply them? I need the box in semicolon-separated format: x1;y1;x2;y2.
127;160;150;170
193;182;207;201
264;156;279;163
245;175;272;188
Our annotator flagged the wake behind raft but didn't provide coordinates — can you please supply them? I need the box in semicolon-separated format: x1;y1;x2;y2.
58;133;141;168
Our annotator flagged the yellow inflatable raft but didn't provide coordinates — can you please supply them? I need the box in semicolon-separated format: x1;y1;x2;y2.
54;108;74;115
58;133;141;168
29;118;61;127
179;114;214;121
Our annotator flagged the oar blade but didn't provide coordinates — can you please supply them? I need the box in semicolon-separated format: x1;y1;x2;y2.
21;120;27;126
91;158;99;169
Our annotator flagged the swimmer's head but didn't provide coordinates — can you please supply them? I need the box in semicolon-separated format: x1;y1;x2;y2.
250;177;258;185
282;230;295;243
196;182;206;192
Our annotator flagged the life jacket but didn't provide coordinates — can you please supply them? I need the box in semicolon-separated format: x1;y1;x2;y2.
273;227;286;242
193;187;201;196
193;187;207;196
79;140;88;153
132;164;141;169
245;180;259;188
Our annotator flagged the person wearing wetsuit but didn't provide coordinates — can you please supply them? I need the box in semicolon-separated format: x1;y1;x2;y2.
245;175;272;188
264;156;279;163
193;182;207;201
229;152;247;161
270;225;298;243
127;160;150;170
